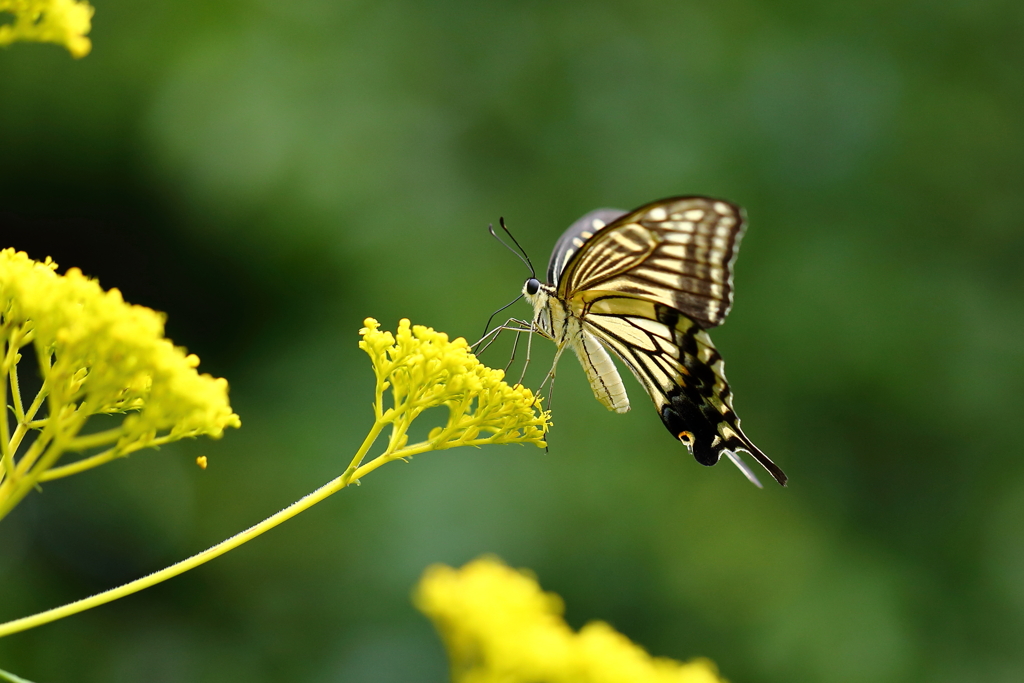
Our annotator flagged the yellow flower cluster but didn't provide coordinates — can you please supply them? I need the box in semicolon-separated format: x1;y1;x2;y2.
415;557;725;683
0;248;240;520
0;0;94;58
359;318;549;457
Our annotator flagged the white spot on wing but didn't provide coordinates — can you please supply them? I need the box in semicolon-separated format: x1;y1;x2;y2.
714;201;730;214
664;232;693;245
684;209;705;221
592;218;606;229
648;207;667;221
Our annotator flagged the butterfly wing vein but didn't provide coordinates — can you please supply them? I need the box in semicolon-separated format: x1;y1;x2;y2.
557;197;746;329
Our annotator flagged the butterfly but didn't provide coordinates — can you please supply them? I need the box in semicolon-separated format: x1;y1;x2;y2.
519;196;786;487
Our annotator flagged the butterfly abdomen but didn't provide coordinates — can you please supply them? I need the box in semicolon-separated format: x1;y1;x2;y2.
572;330;630;414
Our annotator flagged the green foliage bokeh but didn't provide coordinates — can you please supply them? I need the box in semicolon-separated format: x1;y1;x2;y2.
1;1;1023;682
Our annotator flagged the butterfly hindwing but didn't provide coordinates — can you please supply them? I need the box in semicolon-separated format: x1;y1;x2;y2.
553;196;746;329
579;295;787;486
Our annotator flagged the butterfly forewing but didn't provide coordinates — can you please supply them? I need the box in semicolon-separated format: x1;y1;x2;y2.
547;208;628;287
555;197;746;329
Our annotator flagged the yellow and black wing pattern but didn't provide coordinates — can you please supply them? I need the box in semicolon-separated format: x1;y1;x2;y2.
548;196;786;485
550;196;746;329
582;294;786;486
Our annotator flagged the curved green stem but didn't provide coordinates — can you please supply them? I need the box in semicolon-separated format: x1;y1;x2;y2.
0;665;36;683
0;414;396;638
1;362;12;483
63;426;124;452
36;446;119;481
0;438;388;637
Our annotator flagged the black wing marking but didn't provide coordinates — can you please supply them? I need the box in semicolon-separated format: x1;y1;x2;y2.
553;196;747;329
580;295;786;486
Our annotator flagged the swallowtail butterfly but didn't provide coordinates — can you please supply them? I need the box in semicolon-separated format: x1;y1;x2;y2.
522;196;786;487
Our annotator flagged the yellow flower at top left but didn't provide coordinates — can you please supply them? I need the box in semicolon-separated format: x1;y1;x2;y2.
0;0;94;58
0;248;240;521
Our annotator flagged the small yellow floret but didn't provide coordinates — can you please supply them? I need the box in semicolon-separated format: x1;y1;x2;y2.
415;557;725;683
359;318;549;451
0;0;94;57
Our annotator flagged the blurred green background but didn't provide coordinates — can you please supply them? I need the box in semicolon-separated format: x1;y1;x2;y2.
2;1;1023;681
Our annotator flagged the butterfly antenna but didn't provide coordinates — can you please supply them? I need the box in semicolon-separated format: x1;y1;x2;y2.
478;292;524;348
489;218;536;279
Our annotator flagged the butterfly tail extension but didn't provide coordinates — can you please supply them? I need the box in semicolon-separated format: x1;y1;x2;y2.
658;390;786;487
727;430;787;487
571;330;630;414
665;312;787;486
724;450;763;489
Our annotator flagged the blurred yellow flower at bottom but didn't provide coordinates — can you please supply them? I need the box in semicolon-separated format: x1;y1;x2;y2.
415;557;725;683
0;0;94;57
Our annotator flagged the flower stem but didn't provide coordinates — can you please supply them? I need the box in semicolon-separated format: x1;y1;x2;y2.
1;359;13;484
0;666;36;683
37;446;120;481
0;416;392;638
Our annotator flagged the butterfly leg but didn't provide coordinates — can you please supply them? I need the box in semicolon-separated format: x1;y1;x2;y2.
471;320;511;353
471;318;532;356
506;319;544;378
472;318;541;389
537;341;568;391
504;327;524;373
517;322;537;386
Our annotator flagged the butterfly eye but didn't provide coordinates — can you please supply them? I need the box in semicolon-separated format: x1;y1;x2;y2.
525;278;541;295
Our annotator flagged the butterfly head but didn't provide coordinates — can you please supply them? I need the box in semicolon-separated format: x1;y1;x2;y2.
522;277;557;305
522;276;557;302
